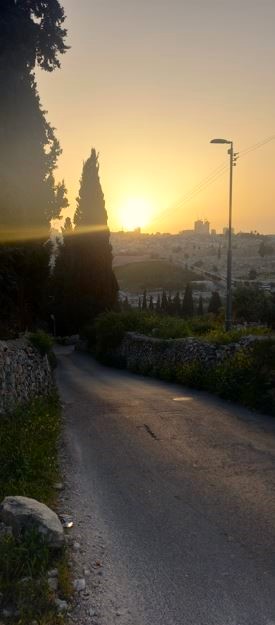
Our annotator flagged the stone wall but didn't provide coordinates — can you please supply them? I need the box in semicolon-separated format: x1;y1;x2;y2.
0;339;53;414
110;332;259;374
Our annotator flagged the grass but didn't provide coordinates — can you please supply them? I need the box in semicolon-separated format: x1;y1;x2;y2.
0;395;71;624
114;260;203;292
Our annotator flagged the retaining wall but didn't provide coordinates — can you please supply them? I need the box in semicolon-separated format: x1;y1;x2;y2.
0;339;53;414
110;332;259;373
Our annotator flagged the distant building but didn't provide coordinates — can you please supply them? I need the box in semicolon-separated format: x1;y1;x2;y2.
194;219;210;235
211;229;217;236
223;227;235;236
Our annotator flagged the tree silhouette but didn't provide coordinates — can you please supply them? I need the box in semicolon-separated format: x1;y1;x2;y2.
142;290;147;311
173;292;182;316
182;283;194;318
74;150;108;230
62;217;73;236
197;295;204;316
53;150;118;334
0;1;68;235
149;295;154;311
156;294;161;314
161;290;168;313
208;291;222;315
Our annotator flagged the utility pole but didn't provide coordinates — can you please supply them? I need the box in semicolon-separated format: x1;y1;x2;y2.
210;138;238;331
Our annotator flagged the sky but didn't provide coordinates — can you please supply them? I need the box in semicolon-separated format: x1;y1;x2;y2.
38;0;275;234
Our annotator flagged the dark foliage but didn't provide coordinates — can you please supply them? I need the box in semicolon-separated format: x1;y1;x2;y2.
197;295;204;315
208;291;222;315
0;0;68;235
233;285;273;323
53;150;118;334
0;242;50;338
182;283;194;317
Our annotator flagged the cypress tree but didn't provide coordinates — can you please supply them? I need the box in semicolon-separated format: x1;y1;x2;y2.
197;295;204;316
0;0;68;236
122;296;131;311
182;283;194;318
173;292;182;316
156;294;161;314
149;295;154;311
0;1;68;335
142;290;147;311
208;291;222;315
53;150;118;334
161;290;168;313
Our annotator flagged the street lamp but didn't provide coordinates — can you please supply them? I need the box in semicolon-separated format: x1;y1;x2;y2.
210;138;238;331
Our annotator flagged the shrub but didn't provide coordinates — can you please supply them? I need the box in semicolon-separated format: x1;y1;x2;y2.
28;330;53;356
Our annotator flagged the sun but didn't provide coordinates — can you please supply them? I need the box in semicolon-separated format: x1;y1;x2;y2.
119;197;154;231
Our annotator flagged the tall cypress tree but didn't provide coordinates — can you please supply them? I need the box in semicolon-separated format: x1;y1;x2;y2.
74;149;108;230
161;290;168;313
142;290;147;311
54;149;118;334
0;0;68;236
182;283;194;318
0;1;68;336
208;291;222;315
197;295;204;316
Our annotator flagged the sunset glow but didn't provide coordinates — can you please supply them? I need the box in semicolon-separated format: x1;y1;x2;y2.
119;197;155;232
37;0;275;234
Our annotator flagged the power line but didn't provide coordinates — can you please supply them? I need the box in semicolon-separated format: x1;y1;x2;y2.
151;133;275;228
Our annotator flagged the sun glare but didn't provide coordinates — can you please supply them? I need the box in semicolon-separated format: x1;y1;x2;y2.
119;197;154;231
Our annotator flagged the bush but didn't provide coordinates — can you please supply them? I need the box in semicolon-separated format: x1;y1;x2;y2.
91;311;275;415
28;330;53;356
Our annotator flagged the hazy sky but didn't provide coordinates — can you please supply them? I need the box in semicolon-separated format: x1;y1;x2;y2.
38;0;275;233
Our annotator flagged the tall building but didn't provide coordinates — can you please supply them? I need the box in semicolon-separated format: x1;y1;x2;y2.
194;219;210;235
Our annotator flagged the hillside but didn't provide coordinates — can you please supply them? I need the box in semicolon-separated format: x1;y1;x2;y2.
114;260;203;292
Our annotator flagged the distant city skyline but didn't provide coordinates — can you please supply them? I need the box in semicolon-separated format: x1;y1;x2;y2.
38;0;275;234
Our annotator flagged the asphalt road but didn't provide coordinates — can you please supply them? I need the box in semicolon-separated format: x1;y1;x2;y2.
56;346;275;625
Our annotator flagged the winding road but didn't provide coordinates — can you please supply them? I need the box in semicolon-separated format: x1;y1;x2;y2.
56;346;275;625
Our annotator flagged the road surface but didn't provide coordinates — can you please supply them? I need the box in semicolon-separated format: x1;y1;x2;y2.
56;346;275;625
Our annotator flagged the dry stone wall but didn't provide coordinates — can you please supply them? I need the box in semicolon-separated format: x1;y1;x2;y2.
110;332;259;374
0;339;53;414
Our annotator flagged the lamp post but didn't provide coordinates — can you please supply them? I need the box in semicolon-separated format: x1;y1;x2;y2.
210;138;237;331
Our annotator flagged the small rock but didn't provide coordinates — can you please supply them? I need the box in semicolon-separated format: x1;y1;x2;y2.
83;567;91;576
47;568;58;578
18;576;32;585
59;513;74;528
53;482;64;491
89;608;96;617
73;541;81;551
2;607;20;618
73;578;86;592
48;577;58;591
55;598;68;612
65;534;74;546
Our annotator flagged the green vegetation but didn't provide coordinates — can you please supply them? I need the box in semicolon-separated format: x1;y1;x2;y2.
0;395;60;507
114;260;203;292
173;340;275;415
87;311;269;355
86;311;274;414
29;330;54;356
0;396;70;624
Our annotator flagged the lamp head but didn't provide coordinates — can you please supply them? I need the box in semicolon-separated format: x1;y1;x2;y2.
210;138;232;144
